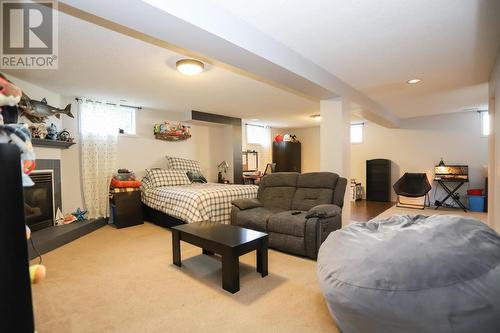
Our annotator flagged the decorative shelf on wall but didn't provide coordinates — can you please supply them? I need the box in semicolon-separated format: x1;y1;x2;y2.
32;138;76;149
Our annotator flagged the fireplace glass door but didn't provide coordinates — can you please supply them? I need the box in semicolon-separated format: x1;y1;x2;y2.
23;172;54;231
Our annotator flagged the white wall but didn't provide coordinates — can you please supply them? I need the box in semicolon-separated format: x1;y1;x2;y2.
5;74;232;214
285;127;320;173
277;111;489;209
116;108;229;182
489;51;500;231
351;112;489;204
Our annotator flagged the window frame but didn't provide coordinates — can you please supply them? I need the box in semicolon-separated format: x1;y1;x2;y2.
350;123;364;144
246;124;265;145
117;106;137;136
480;110;490;137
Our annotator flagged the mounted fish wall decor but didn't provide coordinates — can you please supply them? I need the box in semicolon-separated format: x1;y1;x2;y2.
153;121;191;141
19;93;73;123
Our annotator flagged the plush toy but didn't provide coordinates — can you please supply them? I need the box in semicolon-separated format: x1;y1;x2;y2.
29;123;48;139
29;264;47;284
283;134;291;142
0;73;22;124
72;208;87;221
57;129;73;142
45;123;58;140
274;134;283;142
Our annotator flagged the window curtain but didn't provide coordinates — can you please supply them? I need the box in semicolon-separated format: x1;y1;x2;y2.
79;99;120;219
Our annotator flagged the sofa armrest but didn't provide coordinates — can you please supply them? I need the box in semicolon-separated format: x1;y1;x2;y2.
306;204;341;219
232;198;263;210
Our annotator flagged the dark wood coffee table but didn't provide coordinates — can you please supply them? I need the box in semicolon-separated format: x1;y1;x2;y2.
171;221;268;293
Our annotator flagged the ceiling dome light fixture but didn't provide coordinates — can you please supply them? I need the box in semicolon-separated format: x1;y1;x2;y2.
310;114;321;121
176;59;204;76
407;78;422;84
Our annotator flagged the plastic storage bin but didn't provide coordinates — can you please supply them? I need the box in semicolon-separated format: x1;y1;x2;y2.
467;189;483;196
468;196;485;212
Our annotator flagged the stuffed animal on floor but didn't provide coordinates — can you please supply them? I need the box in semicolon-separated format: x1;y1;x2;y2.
25;226;46;284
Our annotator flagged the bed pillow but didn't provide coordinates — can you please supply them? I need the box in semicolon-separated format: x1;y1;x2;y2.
186;170;207;183
145;168;190;187
166;156;201;173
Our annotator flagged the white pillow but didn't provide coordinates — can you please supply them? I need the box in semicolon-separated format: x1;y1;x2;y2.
145;168;190;187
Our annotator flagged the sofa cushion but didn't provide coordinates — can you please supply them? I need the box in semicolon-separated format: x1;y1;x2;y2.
292;188;334;211
297;172;339;189
260;172;298;187
232;198;263;210
260;187;296;211
233;207;280;232
268;211;308;237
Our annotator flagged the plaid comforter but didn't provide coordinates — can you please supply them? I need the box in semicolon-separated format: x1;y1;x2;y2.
141;183;258;224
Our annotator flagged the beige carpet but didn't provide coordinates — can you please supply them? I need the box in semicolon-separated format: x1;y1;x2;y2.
31;223;339;333
376;205;488;222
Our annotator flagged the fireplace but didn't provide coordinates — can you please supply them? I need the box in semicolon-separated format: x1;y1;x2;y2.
24;170;55;232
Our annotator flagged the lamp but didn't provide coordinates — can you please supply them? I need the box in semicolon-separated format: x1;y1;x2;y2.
435;158;448;175
176;59;204;75
217;160;230;183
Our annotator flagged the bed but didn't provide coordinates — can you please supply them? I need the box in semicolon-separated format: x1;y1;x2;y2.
141;157;258;227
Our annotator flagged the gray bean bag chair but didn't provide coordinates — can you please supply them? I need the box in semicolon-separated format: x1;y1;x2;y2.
317;215;500;333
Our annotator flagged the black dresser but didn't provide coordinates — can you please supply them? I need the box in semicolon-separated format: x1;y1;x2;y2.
366;159;391;202
272;141;301;172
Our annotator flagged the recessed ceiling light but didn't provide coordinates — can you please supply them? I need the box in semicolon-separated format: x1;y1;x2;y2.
310;114;321;121
407;78;422;84
176;59;204;76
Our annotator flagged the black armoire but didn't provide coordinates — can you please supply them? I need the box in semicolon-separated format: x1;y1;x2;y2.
366;159;391;202
272;141;301;172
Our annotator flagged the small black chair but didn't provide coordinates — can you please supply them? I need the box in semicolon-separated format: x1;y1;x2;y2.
263;163;276;175
393;173;432;209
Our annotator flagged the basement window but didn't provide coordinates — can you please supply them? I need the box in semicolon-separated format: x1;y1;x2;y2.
116;106;136;135
480;111;490;137
246;124;266;145
351;123;364;143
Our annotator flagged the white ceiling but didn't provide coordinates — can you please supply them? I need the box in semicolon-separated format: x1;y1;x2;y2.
206;0;500;118
6;1;500;127
4;12;319;128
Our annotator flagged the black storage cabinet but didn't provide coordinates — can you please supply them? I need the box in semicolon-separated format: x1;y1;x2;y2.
366;159;391;202
110;191;144;229
0;144;35;332
272;141;301;172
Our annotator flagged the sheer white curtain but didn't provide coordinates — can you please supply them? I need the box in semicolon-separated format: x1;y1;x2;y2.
79;100;120;218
